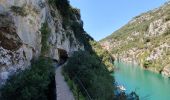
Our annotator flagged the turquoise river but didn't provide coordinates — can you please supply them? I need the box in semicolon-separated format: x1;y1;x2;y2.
113;61;170;100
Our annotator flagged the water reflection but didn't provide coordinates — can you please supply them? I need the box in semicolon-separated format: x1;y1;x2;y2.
113;61;170;100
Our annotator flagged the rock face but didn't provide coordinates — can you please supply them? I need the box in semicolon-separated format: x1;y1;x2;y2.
100;2;170;77
0;0;84;85
162;65;170;77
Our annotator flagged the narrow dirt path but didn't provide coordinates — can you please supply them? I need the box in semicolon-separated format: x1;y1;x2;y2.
55;63;75;100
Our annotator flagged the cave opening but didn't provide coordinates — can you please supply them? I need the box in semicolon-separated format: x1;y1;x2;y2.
58;48;68;65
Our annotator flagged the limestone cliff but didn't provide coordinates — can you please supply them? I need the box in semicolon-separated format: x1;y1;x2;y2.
0;0;84;85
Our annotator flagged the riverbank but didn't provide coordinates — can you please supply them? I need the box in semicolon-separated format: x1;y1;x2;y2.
116;58;170;78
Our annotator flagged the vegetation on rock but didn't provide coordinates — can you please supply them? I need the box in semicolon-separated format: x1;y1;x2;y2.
40;22;51;55
48;2;116;98
100;2;170;73
10;6;28;16
0;0;138;100
90;41;114;71
63;51;114;100
0;57;55;100
0;17;54;100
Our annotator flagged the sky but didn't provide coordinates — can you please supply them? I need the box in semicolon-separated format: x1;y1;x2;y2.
69;0;168;41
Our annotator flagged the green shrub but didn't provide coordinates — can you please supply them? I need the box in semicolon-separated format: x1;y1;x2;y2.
53;0;70;18
0;57;55;100
63;51;114;100
70;21;93;51
143;60;152;68
40;22;51;55
144;37;151;43
90;41;114;71
10;6;28;16
70;8;81;20
164;15;170;21
71;22;84;40
163;29;170;36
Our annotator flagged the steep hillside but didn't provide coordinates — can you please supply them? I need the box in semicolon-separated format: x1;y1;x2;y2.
0;0;117;100
100;2;170;77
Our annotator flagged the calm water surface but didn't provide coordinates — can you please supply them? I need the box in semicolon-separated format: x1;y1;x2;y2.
113;61;170;100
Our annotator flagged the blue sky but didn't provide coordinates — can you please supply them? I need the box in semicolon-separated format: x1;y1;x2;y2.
70;0;168;41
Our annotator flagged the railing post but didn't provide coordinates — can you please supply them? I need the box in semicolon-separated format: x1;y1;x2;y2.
77;89;79;100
